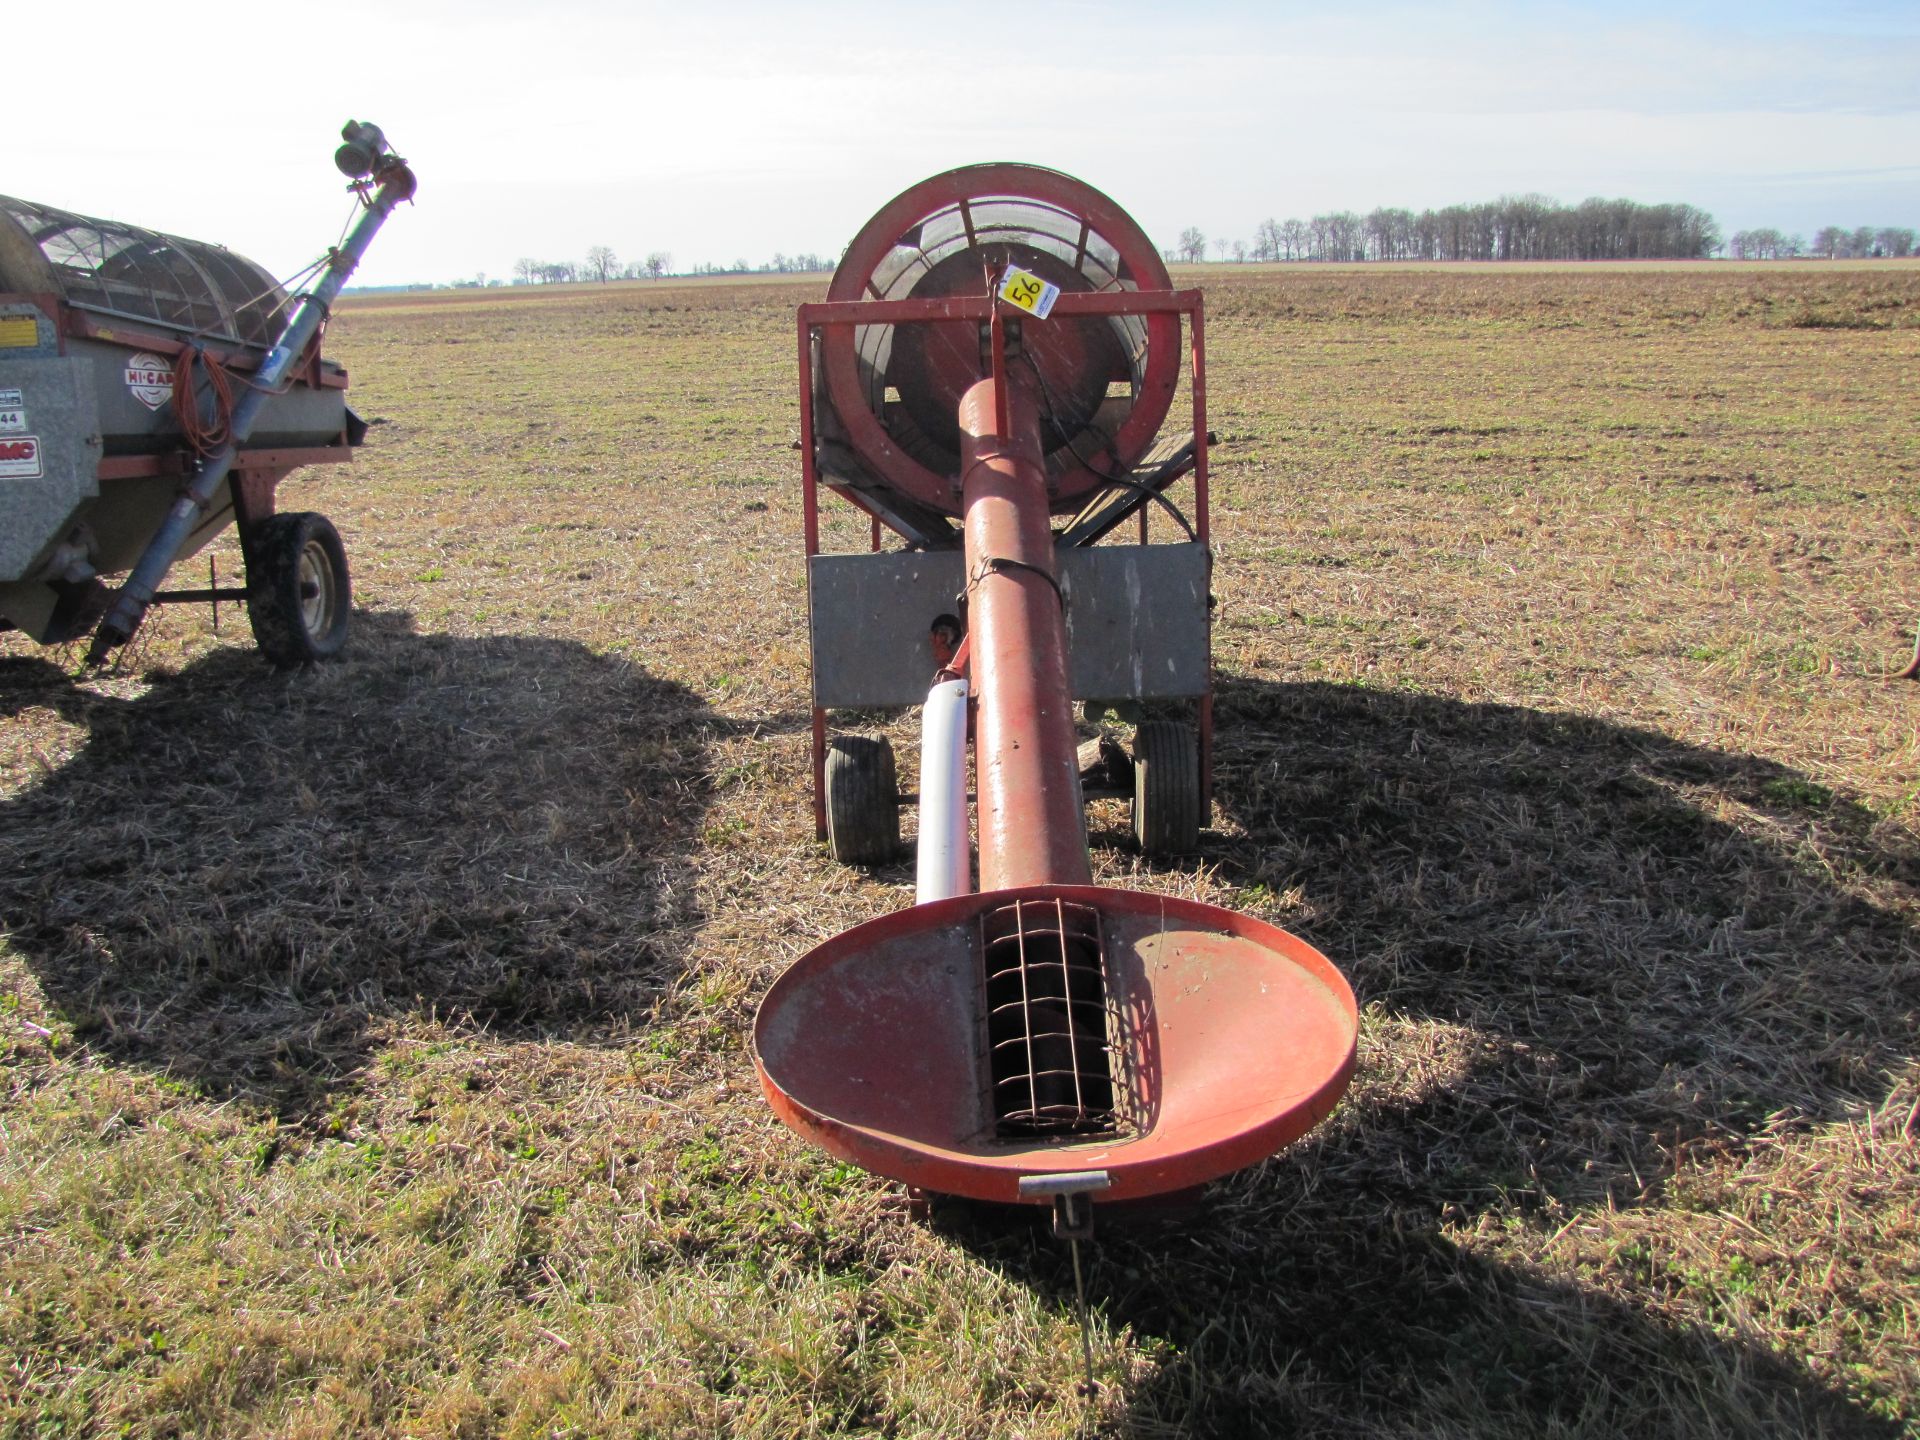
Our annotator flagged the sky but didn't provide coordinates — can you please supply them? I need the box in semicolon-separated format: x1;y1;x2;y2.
8;0;1917;288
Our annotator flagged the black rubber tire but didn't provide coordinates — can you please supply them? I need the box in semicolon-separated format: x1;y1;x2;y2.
1132;719;1202;855
246;511;351;667
825;734;901;865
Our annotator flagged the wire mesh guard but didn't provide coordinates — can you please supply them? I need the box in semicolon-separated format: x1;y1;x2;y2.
815;164;1184;522
980;897;1126;1139
0;196;290;348
851;191;1151;473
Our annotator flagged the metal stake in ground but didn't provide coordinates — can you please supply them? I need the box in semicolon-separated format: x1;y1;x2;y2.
1019;1171;1109;1397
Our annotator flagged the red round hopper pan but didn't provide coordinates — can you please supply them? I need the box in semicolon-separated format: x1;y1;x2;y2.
753;884;1358;1204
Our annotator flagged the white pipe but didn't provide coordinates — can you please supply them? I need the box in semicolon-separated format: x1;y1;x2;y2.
916;677;972;904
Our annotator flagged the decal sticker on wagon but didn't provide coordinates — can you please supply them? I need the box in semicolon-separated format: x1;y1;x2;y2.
0;435;43;478
0;407;24;433
125;352;174;410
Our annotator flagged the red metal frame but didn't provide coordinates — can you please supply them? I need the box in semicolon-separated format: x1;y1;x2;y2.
63;311;348;391
797;287;1211;839
819;164;1183;520
95;444;352;482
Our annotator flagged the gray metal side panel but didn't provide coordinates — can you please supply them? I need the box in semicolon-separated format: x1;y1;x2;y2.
1059;543;1211;703
810;551;965;709
70;336;347;455
0;339;101;583
809;543;1210;710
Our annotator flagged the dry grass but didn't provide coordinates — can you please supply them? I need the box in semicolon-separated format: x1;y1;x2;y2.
2;261;1917;1437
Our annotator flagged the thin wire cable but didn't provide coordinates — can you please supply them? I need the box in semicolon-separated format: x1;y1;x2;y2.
177;249;332;366
1017;349;1196;542
1069;1219;1097;1399
185;184;359;348
222;241;345;397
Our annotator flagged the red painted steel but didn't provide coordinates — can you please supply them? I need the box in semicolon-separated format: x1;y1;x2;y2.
95;446;349;482
818;164;1182;518
798;288;1203;327
960;376;1090;891
1190;300;1214;809
768;165;1334;1206
796;310;828;840
753;884;1358;1204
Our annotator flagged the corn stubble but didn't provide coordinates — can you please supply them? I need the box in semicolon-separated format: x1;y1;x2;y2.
1;263;1916;1437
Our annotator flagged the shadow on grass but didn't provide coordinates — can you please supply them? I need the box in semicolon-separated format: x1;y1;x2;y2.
950;1198;1897;1438
1209;677;1916;1194
0;610;716;1118
968;675;1919;1437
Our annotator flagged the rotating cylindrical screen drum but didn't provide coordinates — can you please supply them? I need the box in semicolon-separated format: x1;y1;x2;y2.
820;164;1181;518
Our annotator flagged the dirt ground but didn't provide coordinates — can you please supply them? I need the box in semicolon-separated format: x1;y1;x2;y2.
2;261;1916;1437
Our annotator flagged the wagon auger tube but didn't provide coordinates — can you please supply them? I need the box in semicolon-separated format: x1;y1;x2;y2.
960;372;1091;892
86;124;415;664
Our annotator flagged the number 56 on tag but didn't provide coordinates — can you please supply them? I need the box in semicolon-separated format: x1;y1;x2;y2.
997;266;1060;319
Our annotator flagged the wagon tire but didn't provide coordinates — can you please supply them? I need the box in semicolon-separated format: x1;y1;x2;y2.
1132;720;1202;856
825;734;901;865
247;512;351;667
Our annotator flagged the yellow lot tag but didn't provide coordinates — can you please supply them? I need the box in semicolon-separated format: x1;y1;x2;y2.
997;266;1060;319
0;315;39;349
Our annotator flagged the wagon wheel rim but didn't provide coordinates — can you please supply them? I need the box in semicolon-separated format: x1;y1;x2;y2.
296;537;336;637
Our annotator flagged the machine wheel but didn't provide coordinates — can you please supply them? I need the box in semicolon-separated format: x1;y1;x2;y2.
825;734;901;865
247;512;351;667
1132;720;1202;855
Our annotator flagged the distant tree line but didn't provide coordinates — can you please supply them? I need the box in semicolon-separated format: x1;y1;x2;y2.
513;250;673;285
508;248;837;286
761;252;834;274
1170;198;1918;265
455;213;1920;291
1175;196;1725;264
1730;226;1916;260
